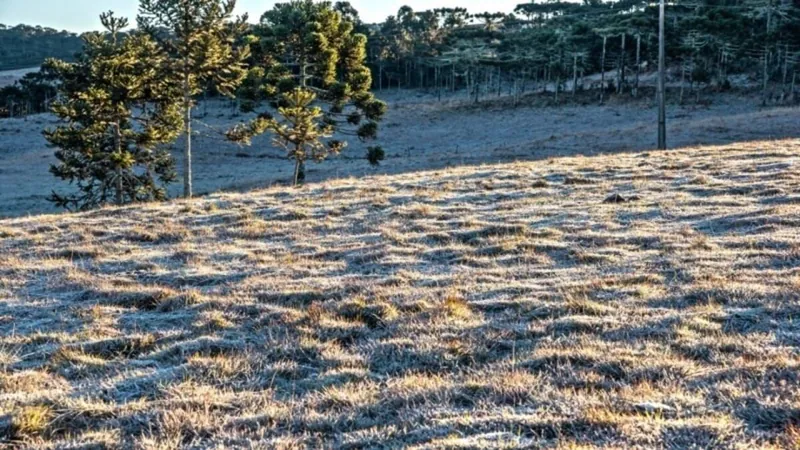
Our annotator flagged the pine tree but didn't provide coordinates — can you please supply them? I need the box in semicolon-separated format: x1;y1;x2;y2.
44;12;183;211
228;0;386;186
233;88;343;185
137;0;250;199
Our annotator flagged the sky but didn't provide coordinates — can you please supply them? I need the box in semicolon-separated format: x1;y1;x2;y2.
1;0;524;31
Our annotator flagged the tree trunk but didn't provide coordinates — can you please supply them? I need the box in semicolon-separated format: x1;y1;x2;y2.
724;47;729;80
293;158;301;187
680;59;686;105
657;0;667;150
301;56;308;88
763;46;770;105
689;52;695;103
436;65;441;101
475;67;481;103
763;1;772;104
572;54;578;96
634;34;641;97
466;68;471;99
554;75;560;103
295;56;307;183
544;65;550;93
782;43;789;89
600;36;607;104
618;33;626;94
182;71;193;199
114;122;123;206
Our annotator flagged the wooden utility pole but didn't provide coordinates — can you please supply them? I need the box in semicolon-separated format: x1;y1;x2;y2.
657;0;667;150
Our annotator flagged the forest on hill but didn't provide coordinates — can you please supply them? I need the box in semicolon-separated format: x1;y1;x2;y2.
4;0;800;95
0;24;83;71
3;0;800;118
362;0;800;102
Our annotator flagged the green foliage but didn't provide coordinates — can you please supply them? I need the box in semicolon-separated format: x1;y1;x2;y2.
367;146;386;166
138;0;251;198
44;12;183;211
229;88;345;185
368;1;800;96
137;0;250;98
231;0;386;186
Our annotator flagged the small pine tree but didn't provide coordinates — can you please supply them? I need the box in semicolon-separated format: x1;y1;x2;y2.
233;88;343;185
229;0;386;186
138;0;250;199
44;12;183;211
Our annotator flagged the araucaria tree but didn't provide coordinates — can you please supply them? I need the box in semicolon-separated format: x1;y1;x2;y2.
44;12;183;211
228;0;387;186
253;88;341;185
138;0;250;198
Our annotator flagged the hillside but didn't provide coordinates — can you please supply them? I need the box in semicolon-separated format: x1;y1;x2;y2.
3;91;800;218
1;139;800;448
0;26;82;72
0;68;38;89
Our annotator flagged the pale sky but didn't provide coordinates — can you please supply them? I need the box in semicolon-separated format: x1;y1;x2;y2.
1;0;524;31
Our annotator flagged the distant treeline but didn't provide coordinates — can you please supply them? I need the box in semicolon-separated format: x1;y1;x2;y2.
5;0;800;98
0;24;83;71
3;0;800;120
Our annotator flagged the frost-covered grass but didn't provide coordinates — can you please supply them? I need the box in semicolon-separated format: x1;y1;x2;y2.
2;90;800;218
0;67;38;88
1;139;800;448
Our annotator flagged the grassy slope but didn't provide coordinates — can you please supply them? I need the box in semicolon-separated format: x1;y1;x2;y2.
1;139;800;448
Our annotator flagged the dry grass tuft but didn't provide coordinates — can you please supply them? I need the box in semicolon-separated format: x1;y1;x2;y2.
784;424;800;449
565;293;612;316
337;295;400;328
10;405;52;439
0;226;21;238
442;291;473;319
